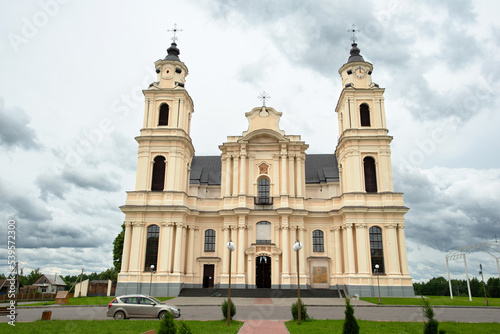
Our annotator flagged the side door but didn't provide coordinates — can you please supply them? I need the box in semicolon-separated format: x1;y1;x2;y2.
136;297;157;317
203;264;214;288
122;296;139;316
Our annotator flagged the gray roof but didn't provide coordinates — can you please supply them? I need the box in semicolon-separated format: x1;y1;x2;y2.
348;43;365;63
189;154;339;185
164;42;181;61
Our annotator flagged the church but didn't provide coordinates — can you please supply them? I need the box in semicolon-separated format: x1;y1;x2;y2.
115;33;414;297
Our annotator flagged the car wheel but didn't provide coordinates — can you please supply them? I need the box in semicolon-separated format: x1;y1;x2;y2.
114;311;126;320
158;311;168;320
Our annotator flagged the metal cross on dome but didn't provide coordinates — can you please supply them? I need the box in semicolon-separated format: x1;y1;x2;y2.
348;24;360;43
258;91;271;106
167;23;183;43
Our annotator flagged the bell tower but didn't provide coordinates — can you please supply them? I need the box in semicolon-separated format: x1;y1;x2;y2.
133;35;194;193
335;41;394;194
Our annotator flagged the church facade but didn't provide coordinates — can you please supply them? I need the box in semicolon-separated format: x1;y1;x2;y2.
116;39;414;297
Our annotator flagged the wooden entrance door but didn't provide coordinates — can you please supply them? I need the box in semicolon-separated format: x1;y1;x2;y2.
203;264;214;288
255;256;271;288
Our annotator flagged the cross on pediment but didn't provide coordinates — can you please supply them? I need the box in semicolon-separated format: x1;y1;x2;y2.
167;23;183;43
258;91;271;106
348;24;360;43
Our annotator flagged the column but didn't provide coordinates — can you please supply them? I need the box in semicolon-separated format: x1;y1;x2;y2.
128;222;145;272
281;152;287;195
386;224;401;275
173;222;184;274
281;220;289;275
121;222;132;272
166;152;175;190
355;223;370;274
272;154;280;197
334;226;342;274
288;155;295;196
222;227;230;274
232;156;239;195
397;224;409;275
248;155;255;196
157;222;172;273
296;156;303;197
344;223;355;274
237;219;246;275
240;152;247;195
186;225;195;275
224;156;231;197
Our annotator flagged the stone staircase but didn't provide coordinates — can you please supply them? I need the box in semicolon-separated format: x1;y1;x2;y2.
178;288;341;298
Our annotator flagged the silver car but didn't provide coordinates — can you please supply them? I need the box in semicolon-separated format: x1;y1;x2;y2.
107;295;181;319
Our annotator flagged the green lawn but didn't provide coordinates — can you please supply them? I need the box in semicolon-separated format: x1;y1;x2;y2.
360;295;500;306
19;296;174;307
285;320;500;334
0;319;244;334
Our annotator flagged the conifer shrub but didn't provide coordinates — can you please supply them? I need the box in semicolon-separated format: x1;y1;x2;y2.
177;321;193;334
342;298;359;334
421;297;446;334
221;299;236;320
158;310;176;334
291;300;309;321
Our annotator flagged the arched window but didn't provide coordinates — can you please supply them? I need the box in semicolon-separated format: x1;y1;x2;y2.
363;156;377;193
257;178;270;204
158;104;169;126
256;221;271;244
144;225;159;271
312;230;324;252
369;226;385;273
151;156;166;191
360;104;370;127
204;229;216;252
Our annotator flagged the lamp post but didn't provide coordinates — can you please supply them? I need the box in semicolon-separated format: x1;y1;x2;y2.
293;240;303;324
374;264;381;304
226;240;236;325
149;264;155;296
479;264;488;306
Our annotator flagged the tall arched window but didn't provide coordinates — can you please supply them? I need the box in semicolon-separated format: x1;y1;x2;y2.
256;221;271;244
151;156;166;191
363;156;377;193
158;104;169;126
360;104;370;127
369;226;385;273
257;178;270;204
312;230;324;252
204;229;216;252
144;225;159;271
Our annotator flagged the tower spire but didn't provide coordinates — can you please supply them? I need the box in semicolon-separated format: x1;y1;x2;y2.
164;24;183;61
346;24;364;63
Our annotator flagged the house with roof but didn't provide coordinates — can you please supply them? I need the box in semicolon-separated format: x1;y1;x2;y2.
33;274;67;293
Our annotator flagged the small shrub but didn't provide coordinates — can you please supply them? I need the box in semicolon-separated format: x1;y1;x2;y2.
177;321;193;334
421;297;446;334
158;311;176;334
342;298;359;334
291;300;309;321
221;299;236;320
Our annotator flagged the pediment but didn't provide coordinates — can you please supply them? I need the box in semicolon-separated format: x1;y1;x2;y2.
241;107;286;138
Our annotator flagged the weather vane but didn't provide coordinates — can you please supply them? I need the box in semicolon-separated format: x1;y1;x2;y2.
347;24;360;44
258;91;271;106
167;23;183;43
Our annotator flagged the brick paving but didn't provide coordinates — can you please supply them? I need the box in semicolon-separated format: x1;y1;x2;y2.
238;320;289;334
253;298;273;304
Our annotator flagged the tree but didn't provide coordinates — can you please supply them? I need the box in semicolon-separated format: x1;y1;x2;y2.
113;223;125;272
487;277;500;298
25;268;42;285
342;298;359;334
158;310;177;334
421;297;444;334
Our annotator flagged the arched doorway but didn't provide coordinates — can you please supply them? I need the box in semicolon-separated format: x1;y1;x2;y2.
255;255;271;288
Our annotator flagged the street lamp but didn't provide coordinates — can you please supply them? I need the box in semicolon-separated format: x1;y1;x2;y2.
226;240;236;325
374;264;381;304
293;240;303;324
149;264;155;296
479;264;488;306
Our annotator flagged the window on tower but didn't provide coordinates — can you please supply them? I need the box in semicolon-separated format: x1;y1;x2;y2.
257;178;270;204
369;226;385;274
151;156;166;191
158;104;169;126
204;229;216;252
363;156;377;193
312;230;324;252
360;103;371;127
144;225;159;271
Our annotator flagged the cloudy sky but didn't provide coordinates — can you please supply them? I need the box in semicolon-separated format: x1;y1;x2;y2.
0;0;499;283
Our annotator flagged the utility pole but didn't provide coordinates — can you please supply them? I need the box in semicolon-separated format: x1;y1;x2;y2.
78;268;84;298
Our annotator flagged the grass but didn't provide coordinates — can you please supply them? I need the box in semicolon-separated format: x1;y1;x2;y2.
360;295;500;306
285;320;500;333
18;296;174;307
0;319;244;333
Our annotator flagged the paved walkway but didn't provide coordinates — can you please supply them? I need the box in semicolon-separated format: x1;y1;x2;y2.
238;320;289;334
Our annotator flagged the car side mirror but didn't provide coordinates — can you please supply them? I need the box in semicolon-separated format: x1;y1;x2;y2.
151;302;156;306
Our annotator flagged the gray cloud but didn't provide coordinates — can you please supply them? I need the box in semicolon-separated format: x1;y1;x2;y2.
0;179;52;222
0;97;40;150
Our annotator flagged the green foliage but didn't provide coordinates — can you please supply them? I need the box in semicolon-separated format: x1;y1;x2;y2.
221;299;236;320
421;297;445;334
342;298;359;334
177;322;193;334
158;311;176;334
113;223;125;272
487;277;500;298
413;276;498;298
291;300;309;321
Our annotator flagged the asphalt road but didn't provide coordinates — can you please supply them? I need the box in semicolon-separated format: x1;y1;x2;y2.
3;304;499;323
